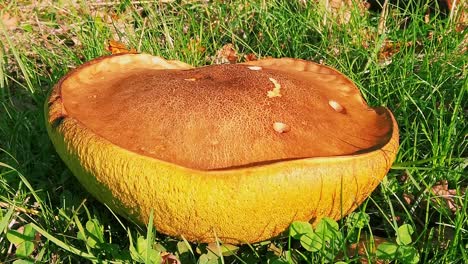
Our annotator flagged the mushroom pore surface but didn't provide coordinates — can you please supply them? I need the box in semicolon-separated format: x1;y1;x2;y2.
61;61;393;170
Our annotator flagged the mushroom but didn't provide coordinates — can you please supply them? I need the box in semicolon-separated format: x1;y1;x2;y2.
45;54;399;244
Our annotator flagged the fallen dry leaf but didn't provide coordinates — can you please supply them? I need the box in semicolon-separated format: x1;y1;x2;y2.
452;0;468;32
161;252;181;264
244;53;257;61
105;40;137;55
403;193;414;205
343;235;388;264
425;12;431;24
378;40;400;65
398;171;410;183
267;242;283;256
378;40;414;66
431;180;461;212
187;38;206;53
325;0;370;25
214;43;238;64
1;12;18;30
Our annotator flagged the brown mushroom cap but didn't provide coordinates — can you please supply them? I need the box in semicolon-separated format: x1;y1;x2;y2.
59;56;392;170
45;54;399;244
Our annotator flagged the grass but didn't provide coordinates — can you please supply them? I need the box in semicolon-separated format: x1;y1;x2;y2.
0;0;466;263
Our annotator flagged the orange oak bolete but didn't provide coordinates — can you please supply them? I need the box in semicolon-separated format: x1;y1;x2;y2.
45;54;399;244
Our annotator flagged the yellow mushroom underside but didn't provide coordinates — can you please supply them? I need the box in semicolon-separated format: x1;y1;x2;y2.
45;54;399;244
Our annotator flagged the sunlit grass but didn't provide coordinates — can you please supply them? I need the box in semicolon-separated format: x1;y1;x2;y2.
0;0;466;263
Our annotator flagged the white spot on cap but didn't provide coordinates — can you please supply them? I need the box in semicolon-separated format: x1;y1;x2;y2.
329;100;344;113
273;122;290;133
267;78;282;98
184;78;196;81
247;66;262;71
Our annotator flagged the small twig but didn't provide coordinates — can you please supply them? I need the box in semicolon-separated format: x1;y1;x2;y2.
17;0;173;10
137;17;147;51
0;201;39;215
34;12;45;37
50;4;74;16
323;0;329;27
449;0;458;23
89;0;173;7
378;0;389;35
